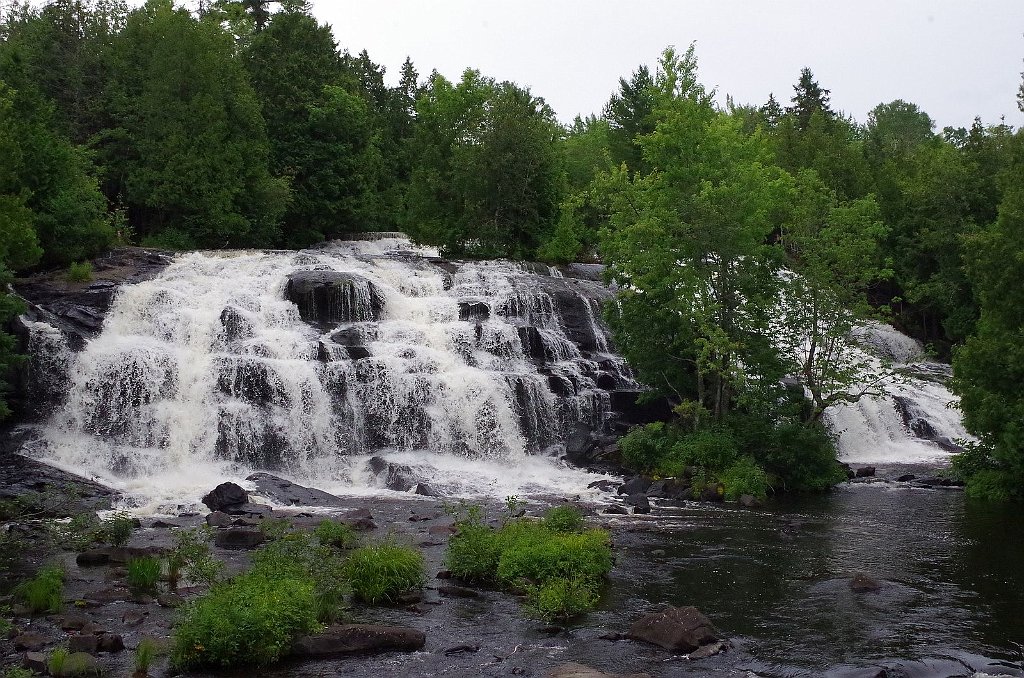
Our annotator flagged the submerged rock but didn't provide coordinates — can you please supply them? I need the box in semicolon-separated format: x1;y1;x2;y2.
286;270;385;325
627;606;719;653
850;573;883;593
626;493;651;514
291;624;426;657
547;662;652;678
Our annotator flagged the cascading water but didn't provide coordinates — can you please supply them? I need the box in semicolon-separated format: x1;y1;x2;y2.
25;237;634;511
826;321;972;465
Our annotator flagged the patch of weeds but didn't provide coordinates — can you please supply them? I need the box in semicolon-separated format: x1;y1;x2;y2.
166;527;223;589
100;511;136;547
251;533;348;623
134;637;161;674
313;519;357;549
127;556;162;594
344;539;425;605
444;505;612;622
170;572;320;670
49;513;102;551
542;505;584;533
66;261;93;283
4;667;39;678
259;517;292;541
14;564;65;614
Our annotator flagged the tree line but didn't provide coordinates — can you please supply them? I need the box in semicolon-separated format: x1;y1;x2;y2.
0;0;1021;499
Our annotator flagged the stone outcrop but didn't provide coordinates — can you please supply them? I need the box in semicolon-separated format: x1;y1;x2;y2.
627;606;719;653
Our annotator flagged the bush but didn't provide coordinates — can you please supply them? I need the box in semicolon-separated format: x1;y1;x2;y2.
619;422;678;473
101;511;136;546
50;513;102;551
14;564;64;614
313;520;357;548
4;666;37;678
719;456;769;500
127;556;162;594
167;527;223;588
494;524;612;588
527;576;600;622
47;648;70;677
542;505;584;533
171;572;320;669
250;534;348;623
344;540;425;605
66;261;93;283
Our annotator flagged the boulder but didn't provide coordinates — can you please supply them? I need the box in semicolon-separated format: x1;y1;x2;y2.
97;633;124;653
547;662;651;678
699;484;725;502
413;483;438;497
602;505;629;515
222;502;272;517
285;270;385;325
341;507;376;531
617;475;652;496
201;482;248;512
896;474;916;482
205;511;232;527
647;479;690;500
627;606;718;653
458;301;490;321
626;494;651;514
367;456;419;492
76;550;110;567
291;624;426;658
14;633;47;651
245;472;346;507
68;634;99;654
60;614;92;632
214;527;265;550
738;494;762;508
517;326;547;362
438;585;480;599
855;466;876;478
587;479;617;492
849;573;882;593
22;651;48;674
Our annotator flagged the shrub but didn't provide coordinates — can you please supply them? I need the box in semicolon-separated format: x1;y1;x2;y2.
101;511;136;546
494;524;612;589
442;519;500;582
127;557;162;594
47;648;70;677
66;261;93;283
250;533;348;624
171;572;320;669
527;576;600;622
259;517;292;541
50;513;102;551
669;428;739;475
313;520;357;548
719;456;769;500
542;505;584;533
344;540;425;605
14;564;64;613
135;637;160;673
4;666;37;678
619;422;677;473
167;527;223;588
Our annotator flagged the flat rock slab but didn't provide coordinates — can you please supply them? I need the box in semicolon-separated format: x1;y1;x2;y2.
246;472;347;507
214;527;265;550
627;606;718;653
292;624;425;658
547;663;652;678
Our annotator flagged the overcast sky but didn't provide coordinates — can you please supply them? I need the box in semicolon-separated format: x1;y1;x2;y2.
316;0;1024;131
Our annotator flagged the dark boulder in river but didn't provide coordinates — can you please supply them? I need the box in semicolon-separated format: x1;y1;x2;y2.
627;605;719;653
201;482;248;512
285;270;385;325
291;624;426;658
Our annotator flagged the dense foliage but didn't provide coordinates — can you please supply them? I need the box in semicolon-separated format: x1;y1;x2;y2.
0;1;1021;498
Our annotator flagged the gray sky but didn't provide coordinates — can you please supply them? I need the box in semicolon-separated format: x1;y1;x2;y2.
318;0;1024;130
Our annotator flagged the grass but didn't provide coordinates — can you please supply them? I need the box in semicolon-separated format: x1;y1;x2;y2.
344;540;425;605
445;506;612;622
66;261;93;283
134;637;160;673
101;511;136;546
127;556;162;594
166;527;223;588
14;564;65;614
313;519;357;548
250;533;348;624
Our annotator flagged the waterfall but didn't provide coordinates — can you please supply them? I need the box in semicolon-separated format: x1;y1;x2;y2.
26;237;633;511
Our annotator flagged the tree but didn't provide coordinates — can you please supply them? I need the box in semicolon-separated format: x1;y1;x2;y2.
100;0;286;248
603;64;656;175
787;67;833;131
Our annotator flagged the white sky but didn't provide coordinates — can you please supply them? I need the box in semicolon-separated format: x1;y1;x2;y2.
317;0;1024;130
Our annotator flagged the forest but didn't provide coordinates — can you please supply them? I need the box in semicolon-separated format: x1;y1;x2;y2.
1;0;1022;500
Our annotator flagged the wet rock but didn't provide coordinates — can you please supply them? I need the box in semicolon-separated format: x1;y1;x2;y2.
286;270;385;325
201;482;248;512
54;651;101;677
214;528;265;550
458;301;490;321
246;472;346;507
23;651;48;674
443;643;480;655
627;606;718;653
121;610;146;626
427;525;457;537
517;326;547;363
60;614;92;631
68;634;99;654
855;466;876;478
617;475;652;496
896;474;917;482
699;484;725;502
738;494;762;508
76;549;110;567
367;456;420;492
839;462;856;479
409;510;441;522
413;483;438;497
647;478;690;500
157;593;184;608
850;573;883;593
222;501;272;517
602;505;628;515
688;639;728;659
438;584;480;598
97;633;124;653
436;570;452;579
291;624;426;657
547;663;651;678
587;479;617;492
626;494;651;514
608;390;674;427
149;519;178;528
14;633;47;651
342;507;376;531
205;511;232;527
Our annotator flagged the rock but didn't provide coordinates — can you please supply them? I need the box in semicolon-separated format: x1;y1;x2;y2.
839;462;856;479
342;507;376;531
214;527;265;550
14;633;47;651
157;593;184;608
285;270;385;325
291;624;426;658
587;479;617;492
896;474;916;482
627;606;718;653
443;643;480;655
850;573;882;593
699;484;725;502
201;482;248;512
367;456;420;492
458;301;490;321
602;505;628;515
60;614;92;631
651;549;666;557
121;610;146;626
222;501;272;517
517;326;547;363
617;475;652;496
76;550;110;567
149;519;178;528
646;478;690;500
22;651;48;674
855;466;876;478
608;390;674;427
205;511;232;527
52;651;101;677
688;639;728;659
546;663;651;678
245;472;346;507
97;633;124;653
413;483;438;497
409;509;441;522
626;493;651;514
68;633;99;654
738;494;762;508
436;570;452;579
438;585;480;598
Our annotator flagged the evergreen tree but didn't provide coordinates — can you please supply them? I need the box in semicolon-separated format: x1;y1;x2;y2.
787;67;833;130
603;64;656;175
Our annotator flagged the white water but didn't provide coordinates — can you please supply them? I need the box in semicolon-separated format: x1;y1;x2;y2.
28;237;627;513
827;322;972;465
